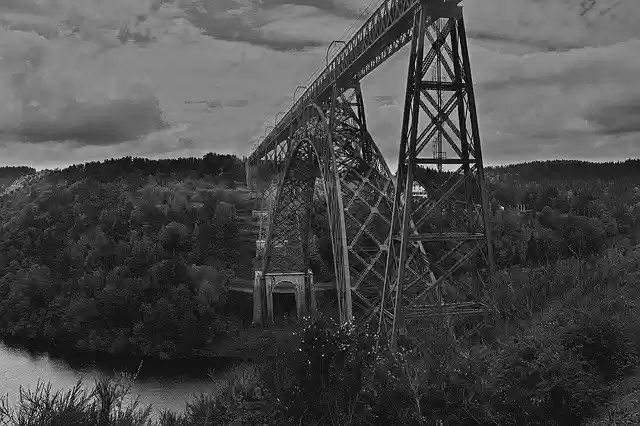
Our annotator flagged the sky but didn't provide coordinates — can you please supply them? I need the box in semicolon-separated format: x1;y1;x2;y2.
0;0;638;170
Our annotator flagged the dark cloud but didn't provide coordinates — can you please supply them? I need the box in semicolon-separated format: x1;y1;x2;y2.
223;99;249;107
584;97;640;136
260;0;360;19
0;17;60;40
117;26;154;45
0;0;42;14
0;0;164;47
374;95;398;107
467;30;587;53
466;0;640;53
7;98;168;145
185;99;249;109
182;1;331;51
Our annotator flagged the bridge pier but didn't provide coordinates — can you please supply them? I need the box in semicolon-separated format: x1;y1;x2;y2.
247;0;494;348
252;270;264;325
245;160;255;190
252;270;316;326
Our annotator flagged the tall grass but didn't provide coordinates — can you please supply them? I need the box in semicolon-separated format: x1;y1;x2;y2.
0;372;152;426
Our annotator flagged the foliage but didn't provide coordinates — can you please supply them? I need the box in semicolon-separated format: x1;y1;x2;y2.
4;257;640;425
489;331;609;425
256;318;379;425
0;154;256;359
2;157;640;424
0;166;36;180
0;372;152;426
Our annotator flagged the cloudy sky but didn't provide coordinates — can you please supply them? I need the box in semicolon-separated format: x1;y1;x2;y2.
0;0;638;170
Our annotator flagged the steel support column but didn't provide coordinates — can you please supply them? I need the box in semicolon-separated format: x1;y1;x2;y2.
383;4;494;349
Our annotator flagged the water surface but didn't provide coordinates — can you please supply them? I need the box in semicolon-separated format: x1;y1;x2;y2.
0;341;243;417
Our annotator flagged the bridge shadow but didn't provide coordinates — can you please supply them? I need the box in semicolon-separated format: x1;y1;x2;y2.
272;291;297;326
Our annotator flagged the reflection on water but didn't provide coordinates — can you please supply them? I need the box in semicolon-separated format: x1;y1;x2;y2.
0;341;244;417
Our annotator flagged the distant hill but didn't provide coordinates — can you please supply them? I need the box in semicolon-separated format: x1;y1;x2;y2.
487;159;640;183
52;153;246;187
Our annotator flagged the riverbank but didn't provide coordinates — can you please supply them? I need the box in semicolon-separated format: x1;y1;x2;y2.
0;324;297;368
0;326;295;425
194;326;299;359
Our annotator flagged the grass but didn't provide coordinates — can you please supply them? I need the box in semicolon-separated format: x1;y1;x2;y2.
0;373;152;426
586;370;640;426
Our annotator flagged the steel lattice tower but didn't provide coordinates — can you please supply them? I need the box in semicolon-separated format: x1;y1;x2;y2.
380;6;495;348
245;0;494;344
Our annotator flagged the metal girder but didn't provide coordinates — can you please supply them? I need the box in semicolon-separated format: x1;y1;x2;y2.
259;84;437;327
249;0;462;164
249;0;493;349
382;10;495;348
330;87;436;326
260;104;353;325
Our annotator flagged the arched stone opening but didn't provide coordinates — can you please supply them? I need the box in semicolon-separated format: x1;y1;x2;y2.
272;281;297;324
253;270;316;326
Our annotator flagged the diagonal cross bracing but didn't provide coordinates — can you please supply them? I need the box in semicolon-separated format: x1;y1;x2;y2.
249;0;494;342
248;0;462;164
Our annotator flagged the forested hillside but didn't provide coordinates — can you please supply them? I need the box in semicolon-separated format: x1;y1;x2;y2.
0;154;254;359
0;156;640;362
485;159;640;270
1;157;640;424
0;166;36;194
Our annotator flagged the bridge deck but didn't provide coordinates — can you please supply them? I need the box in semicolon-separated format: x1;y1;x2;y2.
249;0;461;163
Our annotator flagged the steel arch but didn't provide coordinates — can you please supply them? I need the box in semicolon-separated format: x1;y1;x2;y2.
261;103;353;324
260;101;437;327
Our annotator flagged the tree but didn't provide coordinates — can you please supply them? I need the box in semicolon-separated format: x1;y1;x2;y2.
159;222;191;256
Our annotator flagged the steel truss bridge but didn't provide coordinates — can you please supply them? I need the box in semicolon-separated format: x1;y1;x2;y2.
245;0;495;347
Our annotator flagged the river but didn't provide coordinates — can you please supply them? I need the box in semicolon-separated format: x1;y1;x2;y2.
0;340;245;418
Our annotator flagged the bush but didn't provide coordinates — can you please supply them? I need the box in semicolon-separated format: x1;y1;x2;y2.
560;311;637;382
0;374;152;426
257;318;376;424
255;317;427;425
489;332;609;425
158;366;275;426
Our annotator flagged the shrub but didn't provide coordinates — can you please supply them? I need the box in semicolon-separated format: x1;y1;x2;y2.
158;366;275;426
560;310;637;382
0;374;152;426
361;345;430;425
257;318;376;424
255;317;428;425
489;332;609;425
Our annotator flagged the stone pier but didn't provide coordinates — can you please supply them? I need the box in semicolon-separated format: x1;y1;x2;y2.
252;269;316;325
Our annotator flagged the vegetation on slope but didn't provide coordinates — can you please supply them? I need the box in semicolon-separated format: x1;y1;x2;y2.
0;154;255;359
485;159;640;270
1;158;640;424
3;250;640;425
0;166;36;194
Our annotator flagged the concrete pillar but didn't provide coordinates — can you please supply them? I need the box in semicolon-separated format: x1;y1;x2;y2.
252;270;263;325
245;160;254;190
297;276;306;320
306;269;317;317
304;272;311;317
266;278;275;325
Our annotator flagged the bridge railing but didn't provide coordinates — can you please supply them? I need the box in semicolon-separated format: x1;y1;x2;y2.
249;0;422;162
249;0;463;164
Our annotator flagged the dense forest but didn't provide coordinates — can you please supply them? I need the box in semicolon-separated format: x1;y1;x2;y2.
1;157;640;359
0;154;254;359
485;159;640;270
1;157;640;424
